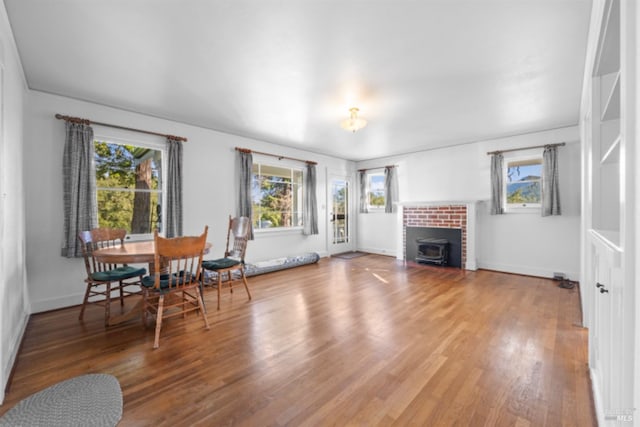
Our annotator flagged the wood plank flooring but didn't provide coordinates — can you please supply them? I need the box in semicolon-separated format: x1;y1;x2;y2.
1;255;595;426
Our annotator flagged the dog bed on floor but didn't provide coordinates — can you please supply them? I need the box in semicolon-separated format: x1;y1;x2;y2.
244;252;320;276
202;253;320;282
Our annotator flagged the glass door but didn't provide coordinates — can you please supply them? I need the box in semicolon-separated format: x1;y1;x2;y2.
328;176;353;254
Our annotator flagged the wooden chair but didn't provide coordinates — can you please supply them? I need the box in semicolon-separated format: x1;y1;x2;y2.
202;216;252;310
141;226;210;349
78;228;146;326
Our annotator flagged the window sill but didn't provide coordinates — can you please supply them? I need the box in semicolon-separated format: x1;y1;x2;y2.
254;227;304;237
364;208;386;213
125;234;155;242
505;206;541;214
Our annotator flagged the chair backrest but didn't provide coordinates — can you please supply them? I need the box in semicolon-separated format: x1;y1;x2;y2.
78;228;127;276
152;226;208;290
225;216;250;261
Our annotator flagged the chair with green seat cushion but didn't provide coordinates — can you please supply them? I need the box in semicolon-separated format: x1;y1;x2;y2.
202;258;240;270
78;228;146;326
141;227;210;349
141;272;195;291
202;215;252;310
91;265;147;282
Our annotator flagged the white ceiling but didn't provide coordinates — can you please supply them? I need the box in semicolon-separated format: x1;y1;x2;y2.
5;0;591;161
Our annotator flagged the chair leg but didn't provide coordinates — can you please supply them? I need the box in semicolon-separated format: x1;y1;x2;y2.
104;283;111;326
119;280;125;307
199;280;207;314
141;291;148;329
78;283;92;321
183;292;187;319
196;287;210;330
153;295;165;349
217;274;222;310
228;271;233;293
241;269;252;301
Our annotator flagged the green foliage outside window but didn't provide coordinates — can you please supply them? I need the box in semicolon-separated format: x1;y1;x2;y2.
95;141;162;234
368;173;385;208
252;164;302;229
506;159;541;205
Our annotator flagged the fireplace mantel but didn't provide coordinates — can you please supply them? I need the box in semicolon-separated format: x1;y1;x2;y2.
396;201;478;270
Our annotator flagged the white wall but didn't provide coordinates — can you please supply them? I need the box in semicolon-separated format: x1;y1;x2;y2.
0;2;28;404
356;126;581;280
25;91;352;313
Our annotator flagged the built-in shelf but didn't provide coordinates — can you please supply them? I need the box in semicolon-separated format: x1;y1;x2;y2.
589;228;622;267
600;119;620;160
601;71;620;121
600;134;621;165
593;0;620;76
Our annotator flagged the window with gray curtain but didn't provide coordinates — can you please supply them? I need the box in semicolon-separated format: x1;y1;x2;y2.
62;121;97;257
490;153;504;215
236;150;254;239
542;145;561;216
384;166;398;213
358;170;368;213
165;138;183;237
303;163;318;235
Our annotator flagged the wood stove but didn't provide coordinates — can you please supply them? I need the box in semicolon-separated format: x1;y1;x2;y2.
416;238;449;265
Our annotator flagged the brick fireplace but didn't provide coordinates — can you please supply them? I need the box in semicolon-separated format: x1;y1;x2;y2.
400;203;477;270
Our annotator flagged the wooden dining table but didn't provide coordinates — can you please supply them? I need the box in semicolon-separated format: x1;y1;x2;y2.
93;240;212;326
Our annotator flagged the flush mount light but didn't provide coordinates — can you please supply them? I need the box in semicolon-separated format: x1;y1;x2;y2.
340;107;367;133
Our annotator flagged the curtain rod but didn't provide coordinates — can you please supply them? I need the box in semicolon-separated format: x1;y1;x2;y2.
358;165;396;172
55;114;188;142
235;147;317;165
486;142;565;155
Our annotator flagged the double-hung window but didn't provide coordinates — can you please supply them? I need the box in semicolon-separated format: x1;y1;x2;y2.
367;171;385;211
505;157;542;210
94;139;165;239
252;162;303;230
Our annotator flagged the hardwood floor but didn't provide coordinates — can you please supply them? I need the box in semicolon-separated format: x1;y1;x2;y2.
2;255;595;426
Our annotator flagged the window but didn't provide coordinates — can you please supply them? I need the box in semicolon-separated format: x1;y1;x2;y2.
367;172;385;210
252;163;303;230
506;157;542;208
94;140;164;237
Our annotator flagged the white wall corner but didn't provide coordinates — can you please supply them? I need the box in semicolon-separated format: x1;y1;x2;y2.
396;205;404;260
466;202;478;271
1;310;29;404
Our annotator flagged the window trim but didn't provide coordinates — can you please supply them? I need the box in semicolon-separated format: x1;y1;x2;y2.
93;134;167;241
504;154;542;213
251;157;305;233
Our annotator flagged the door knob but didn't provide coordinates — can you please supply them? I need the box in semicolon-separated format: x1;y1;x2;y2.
596;283;604;288
600;287;609;294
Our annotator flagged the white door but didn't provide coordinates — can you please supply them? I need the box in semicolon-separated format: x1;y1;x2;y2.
327;175;353;254
590;245;630;425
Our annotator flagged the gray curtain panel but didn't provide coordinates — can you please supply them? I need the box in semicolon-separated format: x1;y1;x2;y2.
62;122;97;257
490;153;504;215
236;150;254;239
303;163;319;235
384;166;398;213
542;145;561;216
165;138;183;237
359;170;368;213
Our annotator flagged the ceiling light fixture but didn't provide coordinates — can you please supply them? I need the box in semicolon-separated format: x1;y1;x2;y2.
340;107;367;133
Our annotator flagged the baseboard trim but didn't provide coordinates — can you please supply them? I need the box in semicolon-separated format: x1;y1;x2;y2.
477;261;579;281
30;293;82;314
356;246;396;257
